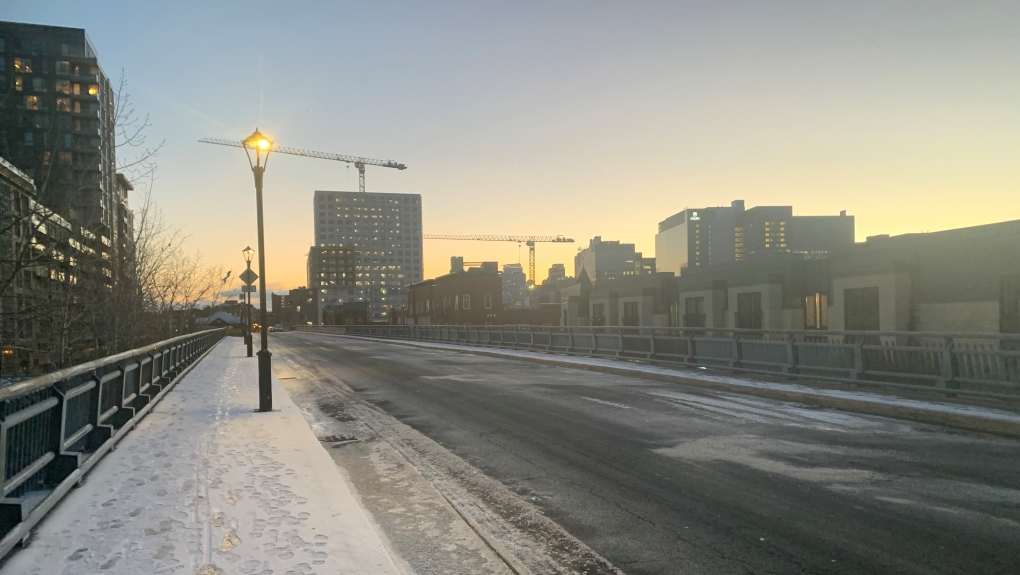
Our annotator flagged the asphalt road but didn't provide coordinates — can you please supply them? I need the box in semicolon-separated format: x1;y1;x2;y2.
273;333;1020;575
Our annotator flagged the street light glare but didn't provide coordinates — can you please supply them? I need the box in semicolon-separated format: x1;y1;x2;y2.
257;139;270;150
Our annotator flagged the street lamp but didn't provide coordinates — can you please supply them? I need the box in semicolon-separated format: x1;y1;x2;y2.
243;128;273;412
242;245;254;358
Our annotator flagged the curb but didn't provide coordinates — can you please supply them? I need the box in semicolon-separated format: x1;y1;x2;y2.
306;333;1020;439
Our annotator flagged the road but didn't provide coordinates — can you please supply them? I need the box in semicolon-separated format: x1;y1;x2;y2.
273;332;1020;575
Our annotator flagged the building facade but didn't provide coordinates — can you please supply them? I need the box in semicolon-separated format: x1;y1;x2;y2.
407;269;502;326
0;22;118;249
312;190;422;322
673;220;1020;334
501;263;527;308
574;236;655;284
1;154;114;374
306;245;356;325
655;200;854;275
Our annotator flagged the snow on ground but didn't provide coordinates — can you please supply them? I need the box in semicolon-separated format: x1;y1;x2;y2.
1;338;401;575
331;335;1020;425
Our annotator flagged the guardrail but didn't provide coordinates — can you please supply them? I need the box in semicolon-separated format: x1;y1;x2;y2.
342;325;1020;398
294;325;347;335
0;328;226;558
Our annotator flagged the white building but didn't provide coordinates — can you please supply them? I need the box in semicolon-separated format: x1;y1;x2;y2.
312;190;423;321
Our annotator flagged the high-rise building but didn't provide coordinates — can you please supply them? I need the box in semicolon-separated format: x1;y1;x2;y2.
312;190;423;321
655;200;854;275
501;263;527;308
574;236;655;283
547;263;566;283
0;22;118;247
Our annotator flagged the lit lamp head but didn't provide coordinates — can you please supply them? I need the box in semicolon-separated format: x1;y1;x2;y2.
242;128;273;169
242;245;254;263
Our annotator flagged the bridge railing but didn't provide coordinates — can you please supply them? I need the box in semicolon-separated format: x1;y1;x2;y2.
0;328;227;558
342;325;1020;398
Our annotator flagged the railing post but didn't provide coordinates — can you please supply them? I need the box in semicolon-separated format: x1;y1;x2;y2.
938;336;954;389
852;337;864;380
786;333;799;375
731;331;742;368
647;329;656;360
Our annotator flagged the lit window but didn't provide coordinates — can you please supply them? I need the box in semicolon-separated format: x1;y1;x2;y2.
73;83;80;95
14;76;22;91
14;58;31;73
25;95;39;110
88;84;99;96
56;79;71;94
56;98;71;112
58;152;72;164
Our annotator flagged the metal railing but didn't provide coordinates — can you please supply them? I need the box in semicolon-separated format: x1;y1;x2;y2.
342;325;1020;398
0;328;226;558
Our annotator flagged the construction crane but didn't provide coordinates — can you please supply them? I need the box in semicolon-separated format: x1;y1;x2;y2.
198;138;406;193
423;235;574;287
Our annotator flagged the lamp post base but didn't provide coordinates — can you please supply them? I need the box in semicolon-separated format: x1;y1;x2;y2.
257;348;273;412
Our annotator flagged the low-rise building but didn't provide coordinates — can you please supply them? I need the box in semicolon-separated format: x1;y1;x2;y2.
673;220;1020;334
407;269;503;326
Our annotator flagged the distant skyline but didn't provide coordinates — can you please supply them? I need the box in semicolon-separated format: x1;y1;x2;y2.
6;1;1019;303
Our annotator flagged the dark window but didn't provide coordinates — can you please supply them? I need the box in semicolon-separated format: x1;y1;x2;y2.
844;287;880;331
684;297;706;327
591;303;606;326
622;301;639;326
736;292;763;329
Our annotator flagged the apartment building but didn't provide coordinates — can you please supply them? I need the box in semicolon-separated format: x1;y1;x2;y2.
312;190;422;321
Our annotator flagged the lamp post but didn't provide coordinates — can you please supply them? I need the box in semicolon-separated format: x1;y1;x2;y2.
242;245;255;358
243;128;273;412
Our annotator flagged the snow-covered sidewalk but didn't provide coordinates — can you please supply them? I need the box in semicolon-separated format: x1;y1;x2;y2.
1;338;401;575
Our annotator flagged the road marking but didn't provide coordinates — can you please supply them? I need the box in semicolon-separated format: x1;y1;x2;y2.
580;396;631;409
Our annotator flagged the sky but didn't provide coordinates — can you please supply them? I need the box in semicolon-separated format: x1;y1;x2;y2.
7;1;1020;304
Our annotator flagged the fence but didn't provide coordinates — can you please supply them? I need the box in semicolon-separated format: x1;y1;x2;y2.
0;328;226;558
342;325;1020;398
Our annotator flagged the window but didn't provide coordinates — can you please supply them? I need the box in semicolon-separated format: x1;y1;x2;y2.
56;79;70;94
24;132;33;146
14;76;22;91
622;301;639;326
804;293;829;329
88;84;99;96
58;152;72;164
56;98;71;112
463;294;470;310
591;303;606;326
484;294;492;309
64;134;72;148
73;83;80;95
14;58;30;73
736;292;763;329
454;295;459;310
32;77;45;91
25;95;39;110
55;61;70;75
844;287;879;331
684;297;706;327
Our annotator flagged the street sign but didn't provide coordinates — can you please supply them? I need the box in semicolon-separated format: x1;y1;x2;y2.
242;285;257;293
239;269;258;285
